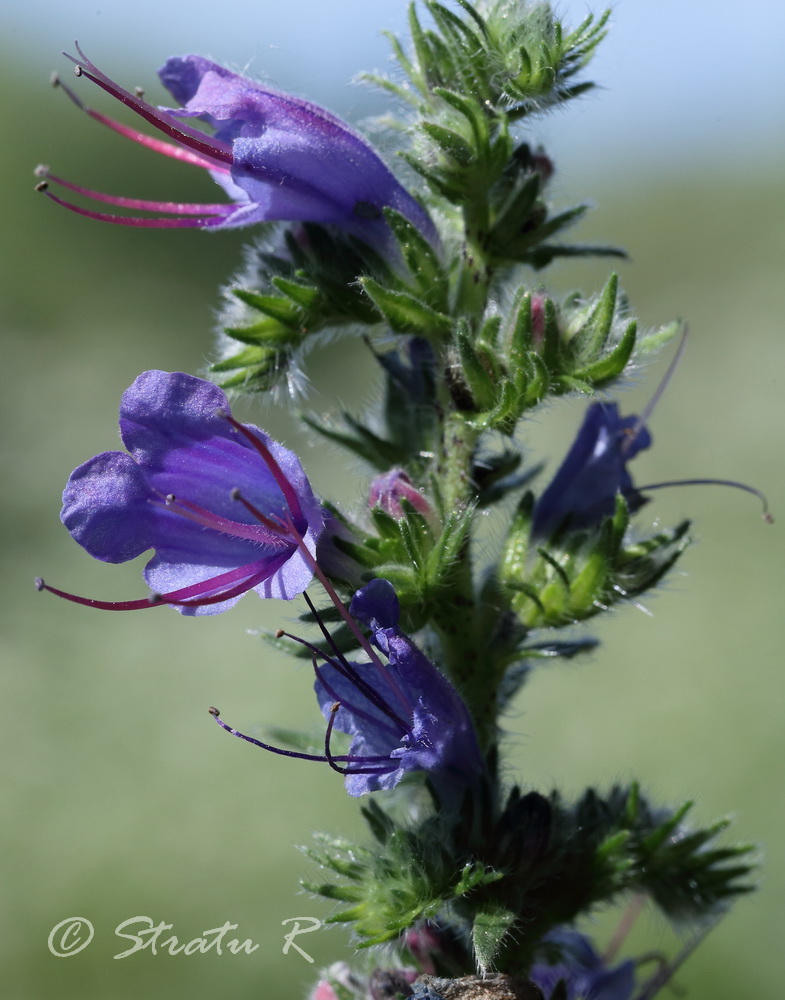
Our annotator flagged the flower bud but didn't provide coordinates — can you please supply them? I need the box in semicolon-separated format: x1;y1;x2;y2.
369;469;431;520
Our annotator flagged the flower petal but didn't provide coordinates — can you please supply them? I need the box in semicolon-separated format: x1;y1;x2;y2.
158;56;437;247
61;451;155;563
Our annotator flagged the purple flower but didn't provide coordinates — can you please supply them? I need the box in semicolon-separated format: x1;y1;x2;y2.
211;579;485;798
38;370;324;615
529;931;636;1000
530;395;772;540
531;402;651;539
37;46;435;255
317;579;484;796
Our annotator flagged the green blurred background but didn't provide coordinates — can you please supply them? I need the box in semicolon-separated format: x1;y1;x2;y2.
2;1;783;997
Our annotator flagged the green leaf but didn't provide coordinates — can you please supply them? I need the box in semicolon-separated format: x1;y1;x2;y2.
361;278;453;339
421;121;475;166
301;412;403;470
472;905;517;974
233;289;301;326
569;272;618;362
573;319;637;385
270;276;321;310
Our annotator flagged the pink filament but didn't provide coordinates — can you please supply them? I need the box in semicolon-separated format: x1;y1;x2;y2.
65;44;233;167
40;171;233;216
38;186;227;228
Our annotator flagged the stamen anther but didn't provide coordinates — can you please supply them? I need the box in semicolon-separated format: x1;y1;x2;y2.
35;182;49;193
275;628;285;638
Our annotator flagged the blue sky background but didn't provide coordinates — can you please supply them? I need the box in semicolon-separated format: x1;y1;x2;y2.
4;0;784;173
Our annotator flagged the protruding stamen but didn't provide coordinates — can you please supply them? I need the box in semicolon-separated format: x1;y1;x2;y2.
35;576;166;610
602;893;645;964
64;44;233;167
208;705;396;776
35;169;234;216
324;702;347;774
36;559;281;611
208;707;335;763
35;185;224;228
638;478;773;522
52;67;230;173
623;325;688;454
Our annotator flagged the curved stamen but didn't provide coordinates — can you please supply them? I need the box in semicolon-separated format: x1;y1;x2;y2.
209;707;340;762
311;656;403;739
65;44;233;167
634;917;720;1000
302;591;409;728
637;478;773;522
35;183;225;228
51;71;230;173
622;325;688;455
322;702;400;777
284;515;416;718
278;621;406;734
208;706;397;773
323;702;348;774
36;576;165;611
219;412;305;525
35;556;285;611
35;168;233;216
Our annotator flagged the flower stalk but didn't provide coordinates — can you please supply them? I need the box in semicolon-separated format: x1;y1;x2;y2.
36;3;771;997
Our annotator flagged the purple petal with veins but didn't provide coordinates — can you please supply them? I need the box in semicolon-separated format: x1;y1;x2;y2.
38;48;436;255
55;370;324;615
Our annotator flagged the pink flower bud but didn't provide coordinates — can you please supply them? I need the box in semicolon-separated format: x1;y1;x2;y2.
369;468;431;520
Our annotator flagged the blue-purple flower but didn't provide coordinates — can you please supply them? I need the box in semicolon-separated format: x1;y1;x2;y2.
531;402;651;539
317;579;484;796
212;579;484;797
529;930;636;1000
37;46;436;255
38;370;324;615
